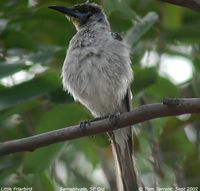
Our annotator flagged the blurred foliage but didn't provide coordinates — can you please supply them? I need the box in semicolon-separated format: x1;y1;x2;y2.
0;0;200;190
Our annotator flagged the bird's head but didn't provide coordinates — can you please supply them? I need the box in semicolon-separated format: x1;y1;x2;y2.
48;3;108;30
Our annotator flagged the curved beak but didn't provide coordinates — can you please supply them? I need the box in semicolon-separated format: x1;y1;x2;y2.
48;6;79;18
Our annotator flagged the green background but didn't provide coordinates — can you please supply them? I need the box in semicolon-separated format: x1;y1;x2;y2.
0;0;200;190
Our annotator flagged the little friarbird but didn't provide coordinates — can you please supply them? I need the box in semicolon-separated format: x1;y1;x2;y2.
49;3;139;191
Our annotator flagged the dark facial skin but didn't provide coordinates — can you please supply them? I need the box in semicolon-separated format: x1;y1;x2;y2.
48;3;102;28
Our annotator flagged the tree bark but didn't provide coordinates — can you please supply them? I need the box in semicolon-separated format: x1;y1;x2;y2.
158;0;200;12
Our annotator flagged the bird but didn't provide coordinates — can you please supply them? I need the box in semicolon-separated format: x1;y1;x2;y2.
49;3;139;191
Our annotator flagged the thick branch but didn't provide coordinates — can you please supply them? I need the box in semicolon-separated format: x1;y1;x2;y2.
158;0;200;12
0;98;200;156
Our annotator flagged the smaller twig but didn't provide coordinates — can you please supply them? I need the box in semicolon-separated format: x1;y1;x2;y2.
158;0;200;12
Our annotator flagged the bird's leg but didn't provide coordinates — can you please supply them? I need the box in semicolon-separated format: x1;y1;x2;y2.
89;113;121;126
79;115;107;130
80;112;121;130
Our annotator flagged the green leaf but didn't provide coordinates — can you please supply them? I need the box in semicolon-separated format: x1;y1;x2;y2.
74;138;101;167
2;29;36;50
184;153;200;187
36;104;91;133
0;71;61;111
34;172;55;191
125;12;159;46
109;11;132;32
23;144;63;174
27;45;61;65
145;76;178;99
0;62;29;79
165;26;200;43
162;4;183;29
26;7;75;46
0;155;21;185
133;66;158;94
23;103;91;173
103;0;136;18
160;127;194;166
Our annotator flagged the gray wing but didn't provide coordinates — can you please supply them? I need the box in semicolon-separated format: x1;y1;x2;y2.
109;32;139;190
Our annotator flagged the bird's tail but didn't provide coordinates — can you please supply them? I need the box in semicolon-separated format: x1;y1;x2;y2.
108;127;139;191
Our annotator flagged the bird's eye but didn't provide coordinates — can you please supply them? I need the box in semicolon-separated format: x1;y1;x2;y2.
87;12;92;18
74;9;79;13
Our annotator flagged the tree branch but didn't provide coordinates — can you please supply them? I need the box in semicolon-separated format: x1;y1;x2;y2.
0;98;200;156
158;0;200;12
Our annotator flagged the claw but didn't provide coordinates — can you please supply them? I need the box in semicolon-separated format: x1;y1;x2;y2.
80;120;91;131
109;112;120;128
163;98;180;106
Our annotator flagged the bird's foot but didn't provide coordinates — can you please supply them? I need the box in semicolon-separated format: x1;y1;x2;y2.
80;120;91;131
80;113;120;131
109;112;120;129
163;98;180;106
79;115;108;130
